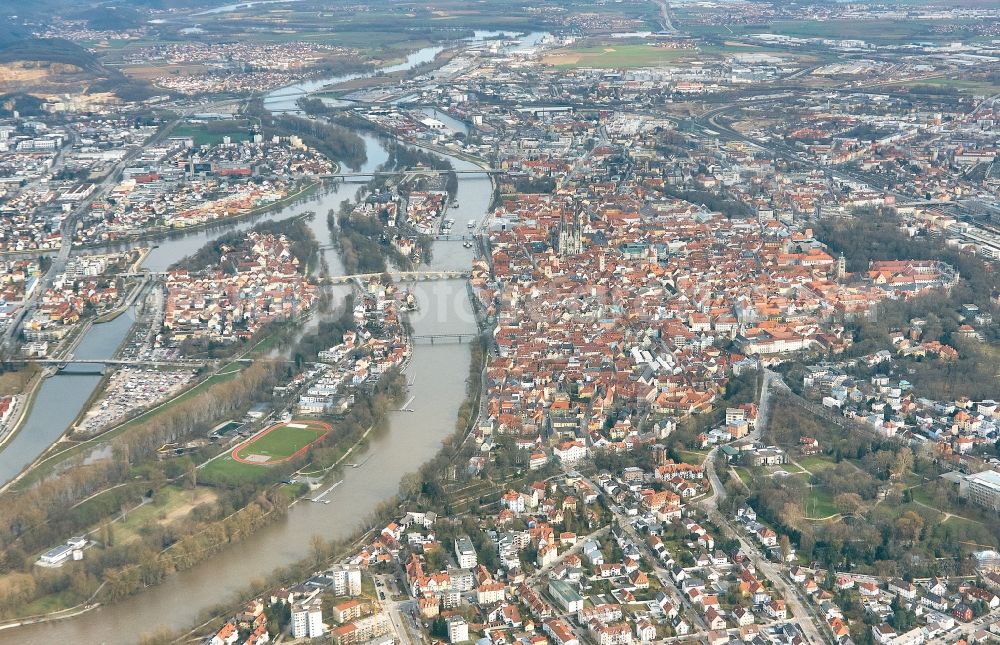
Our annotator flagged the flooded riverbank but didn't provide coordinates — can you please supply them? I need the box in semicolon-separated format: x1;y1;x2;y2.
1;31;541;642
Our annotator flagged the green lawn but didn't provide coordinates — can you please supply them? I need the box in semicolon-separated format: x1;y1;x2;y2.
678;450;709;466
200;453;274;484
203;420;331;484
900;77;1000;96
908;483;936;507
775;472;837;519
802;487;838;519
171;122;251;146
797;454;837;472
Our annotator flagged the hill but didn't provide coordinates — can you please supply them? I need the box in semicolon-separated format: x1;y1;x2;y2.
0;38;103;73
0;36;154;102
0;93;46;117
68;6;145;31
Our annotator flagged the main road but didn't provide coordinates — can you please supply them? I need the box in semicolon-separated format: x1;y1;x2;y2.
699;370;829;645
0;100;228;351
575;471;707;633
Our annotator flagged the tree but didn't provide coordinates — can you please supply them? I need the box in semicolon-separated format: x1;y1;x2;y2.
431;616;448;639
100;522;116;548
780;501;803;527
399;472;422;501
310;534;329;567
894;511;924;544
890;448;913;481
834;493;863;516
779;535;792;562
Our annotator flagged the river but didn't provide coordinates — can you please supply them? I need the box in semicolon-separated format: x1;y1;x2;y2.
192;0;305;17
4;32;546;644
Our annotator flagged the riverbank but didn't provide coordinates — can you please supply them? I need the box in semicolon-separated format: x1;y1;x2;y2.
0;365;44;452
0;30;511;640
92;247;154;325
72;179;324;254
0;600;102;634
0;304;101;462
6;343;252;494
171;522;382;645
167;342;485;643
0;362;406;627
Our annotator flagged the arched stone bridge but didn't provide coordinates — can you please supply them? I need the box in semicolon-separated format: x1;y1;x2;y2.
328;270;470;285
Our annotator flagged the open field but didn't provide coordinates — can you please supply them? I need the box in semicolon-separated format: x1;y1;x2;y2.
199;420;333;483
767;463;806;476
202;419;332;483
796;454;838;473
906;482;982;525
677;449;709;466
171;121;251;146
802;487;837;519
900;77;1000;96
234;420;332;465
543;43;696;69
115;485;218;543
782;472;838;518
185;2;539;50
683;18;977;43
122;62;208;81
0;363;40;397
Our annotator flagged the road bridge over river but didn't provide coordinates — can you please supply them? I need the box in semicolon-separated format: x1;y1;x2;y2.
21;357;257;369
321;168;501;179
327;270;470;284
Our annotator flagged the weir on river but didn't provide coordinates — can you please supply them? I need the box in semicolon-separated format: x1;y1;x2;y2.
6;31;545;645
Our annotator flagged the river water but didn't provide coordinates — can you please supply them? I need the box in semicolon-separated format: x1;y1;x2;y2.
6;31;531;643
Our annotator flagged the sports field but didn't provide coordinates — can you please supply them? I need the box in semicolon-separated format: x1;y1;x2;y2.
233;420;332;465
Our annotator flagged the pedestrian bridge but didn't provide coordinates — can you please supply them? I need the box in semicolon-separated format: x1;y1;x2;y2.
411;333;480;345
329;270;470;285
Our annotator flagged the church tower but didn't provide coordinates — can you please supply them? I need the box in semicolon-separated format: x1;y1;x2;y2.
558;206;583;257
